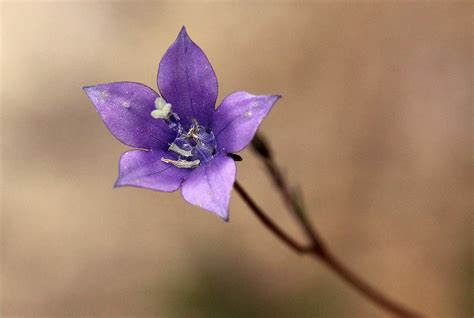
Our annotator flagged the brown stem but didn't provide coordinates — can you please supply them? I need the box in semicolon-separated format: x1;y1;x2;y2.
261;157;327;254
316;250;421;317
234;180;422;317
233;181;308;253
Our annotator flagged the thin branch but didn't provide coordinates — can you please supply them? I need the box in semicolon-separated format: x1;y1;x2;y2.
261;156;327;255
250;133;326;254
235;180;421;317
234;181;309;254
316;251;421;318
242;133;423;317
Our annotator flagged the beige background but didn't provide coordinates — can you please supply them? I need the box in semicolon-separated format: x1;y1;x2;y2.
1;1;472;317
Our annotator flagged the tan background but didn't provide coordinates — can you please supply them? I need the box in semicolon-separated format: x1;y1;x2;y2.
1;1;472;317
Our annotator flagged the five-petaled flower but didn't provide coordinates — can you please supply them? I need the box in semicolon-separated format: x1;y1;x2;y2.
84;27;280;221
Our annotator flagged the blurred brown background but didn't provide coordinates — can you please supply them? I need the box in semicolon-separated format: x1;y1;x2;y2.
1;1;472;317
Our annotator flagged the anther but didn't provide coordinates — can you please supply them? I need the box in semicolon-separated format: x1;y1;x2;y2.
161;158;200;169
168;143;193;157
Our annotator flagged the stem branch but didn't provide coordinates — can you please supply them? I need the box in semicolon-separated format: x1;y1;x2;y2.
235;180;420;317
235;133;422;317
234;181;308;254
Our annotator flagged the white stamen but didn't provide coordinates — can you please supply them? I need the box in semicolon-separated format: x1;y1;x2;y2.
161;158;200;169
168;143;193;157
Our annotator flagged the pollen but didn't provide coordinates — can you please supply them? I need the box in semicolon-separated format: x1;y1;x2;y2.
151;97;172;119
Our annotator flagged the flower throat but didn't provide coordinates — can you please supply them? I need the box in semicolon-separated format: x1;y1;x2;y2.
151;97;217;168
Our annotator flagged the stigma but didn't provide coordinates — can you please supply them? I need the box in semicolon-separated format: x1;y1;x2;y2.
151;97;180;129
151;97;171;119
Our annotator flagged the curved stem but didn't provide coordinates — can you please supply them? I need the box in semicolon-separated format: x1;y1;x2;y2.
234;180;421;317
316;250;421;317
234;181;308;253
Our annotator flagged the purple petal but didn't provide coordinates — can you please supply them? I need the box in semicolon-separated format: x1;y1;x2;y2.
84;82;174;150
181;155;236;221
158;26;218;128
115;149;190;192
212;92;280;153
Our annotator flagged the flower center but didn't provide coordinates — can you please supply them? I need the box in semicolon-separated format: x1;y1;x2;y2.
152;97;216;169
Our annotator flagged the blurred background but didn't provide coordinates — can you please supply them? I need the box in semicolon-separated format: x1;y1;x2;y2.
1;1;471;317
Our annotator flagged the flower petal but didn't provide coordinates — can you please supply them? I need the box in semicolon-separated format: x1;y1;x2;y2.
181;155;236;221
158;26;218;128
212;92;280;153
115;149;190;192
84;82;174;150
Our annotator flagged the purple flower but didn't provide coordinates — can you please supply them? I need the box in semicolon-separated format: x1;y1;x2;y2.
84;27;280;221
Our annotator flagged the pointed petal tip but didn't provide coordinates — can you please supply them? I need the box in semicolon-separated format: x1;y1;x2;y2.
178;26;188;39
113;178;123;189
113;173;129;189
82;85;94;94
268;94;282;103
221;213;230;223
158;25;217;127
212;206;230;222
82;84;102;98
196;204;230;222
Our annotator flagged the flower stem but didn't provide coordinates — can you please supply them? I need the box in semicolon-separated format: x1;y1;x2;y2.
234;180;421;317
316;249;422;317
233;181;309;254
235;133;423;317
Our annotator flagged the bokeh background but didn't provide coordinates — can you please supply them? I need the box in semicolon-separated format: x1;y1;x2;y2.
1;1;472;317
